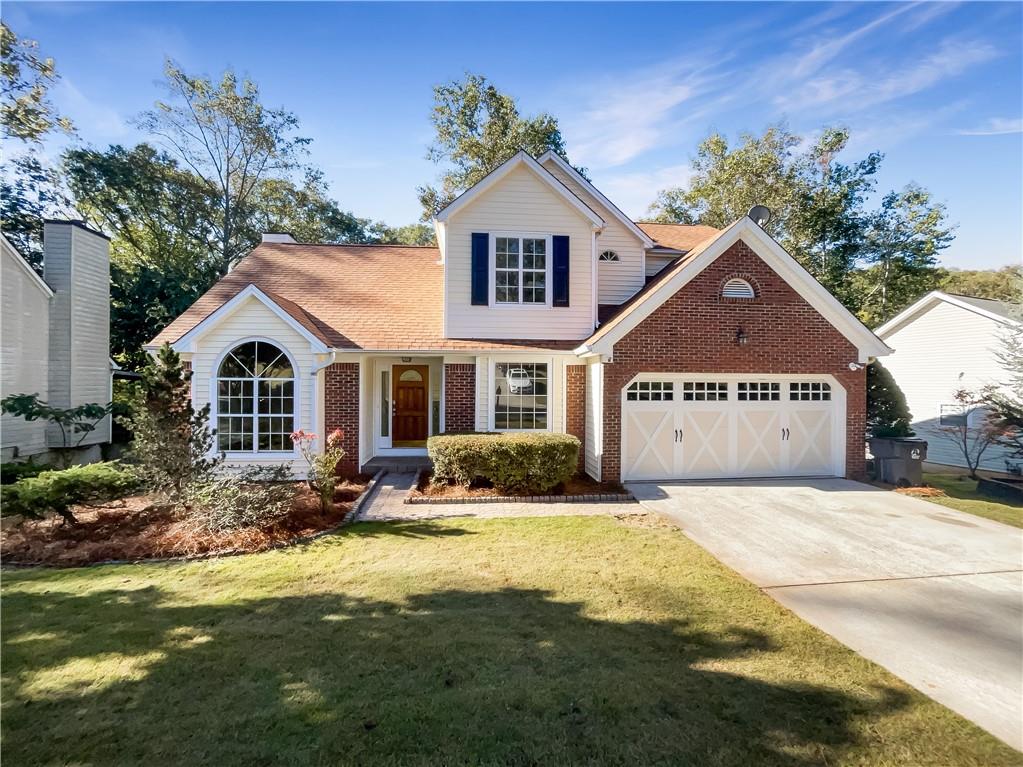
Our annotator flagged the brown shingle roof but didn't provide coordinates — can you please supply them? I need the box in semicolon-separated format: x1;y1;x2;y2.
150;243;578;352
637;222;721;252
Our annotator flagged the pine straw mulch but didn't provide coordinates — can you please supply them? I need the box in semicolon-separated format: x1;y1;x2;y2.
411;472;627;500
1;477;370;568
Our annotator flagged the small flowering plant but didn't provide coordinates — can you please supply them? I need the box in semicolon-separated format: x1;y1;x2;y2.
291;429;346;513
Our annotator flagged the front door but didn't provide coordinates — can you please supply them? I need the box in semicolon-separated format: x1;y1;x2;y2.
392;365;429;447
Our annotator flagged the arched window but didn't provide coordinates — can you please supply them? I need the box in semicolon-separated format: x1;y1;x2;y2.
599;250;620;262
216;340;295;452
722;278;755;299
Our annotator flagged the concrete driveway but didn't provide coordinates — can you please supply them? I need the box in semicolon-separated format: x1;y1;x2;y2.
628;478;1023;749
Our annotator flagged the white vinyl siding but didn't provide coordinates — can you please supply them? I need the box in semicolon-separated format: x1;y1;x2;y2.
584;360;603;480
542;159;647;305
646;254;677;278
881;300;1016;472
189;296;317;473
444;165;595;339
1;241;51;457
43;223;111;448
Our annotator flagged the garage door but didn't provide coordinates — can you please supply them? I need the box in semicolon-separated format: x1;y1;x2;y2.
622;377;843;481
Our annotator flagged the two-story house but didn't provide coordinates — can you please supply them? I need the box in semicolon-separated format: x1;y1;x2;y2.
150;151;891;482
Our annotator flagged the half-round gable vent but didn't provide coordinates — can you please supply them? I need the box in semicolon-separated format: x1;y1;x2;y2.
722;278;755;299
599;250;620;262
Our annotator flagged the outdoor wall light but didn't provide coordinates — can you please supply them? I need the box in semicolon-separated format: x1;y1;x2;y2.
735;328;749;346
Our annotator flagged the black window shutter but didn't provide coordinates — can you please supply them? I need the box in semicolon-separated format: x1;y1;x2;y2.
552;235;570;307
471;232;489;306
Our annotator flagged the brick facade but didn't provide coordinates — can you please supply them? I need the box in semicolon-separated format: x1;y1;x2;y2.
443;363;476;433
600;239;867;482
324;362;360;476
565;364;586;471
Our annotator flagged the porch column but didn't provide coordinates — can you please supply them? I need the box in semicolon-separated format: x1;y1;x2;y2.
443;363;475;433
324;362;360;475
566;364;586;471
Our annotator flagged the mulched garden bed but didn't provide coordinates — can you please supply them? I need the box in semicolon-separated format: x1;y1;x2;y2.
1;477;370;568
408;471;632;504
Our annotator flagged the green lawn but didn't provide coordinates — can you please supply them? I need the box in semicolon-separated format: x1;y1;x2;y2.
3;515;1017;766
923;472;1023;528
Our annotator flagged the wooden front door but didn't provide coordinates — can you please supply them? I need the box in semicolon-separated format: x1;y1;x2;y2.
392;365;429;446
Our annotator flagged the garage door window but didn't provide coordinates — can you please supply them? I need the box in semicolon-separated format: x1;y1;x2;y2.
737;382;780;401
682;382;728;401
626;381;673;401
790;382;831;401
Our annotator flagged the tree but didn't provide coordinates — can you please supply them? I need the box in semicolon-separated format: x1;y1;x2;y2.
136;60;311;276
939;265;1022;301
246;170;373;244
934;388;1005;479
866;361;915;438
0;22;75;266
124;344;219;496
368;221;436;246
64;144;222;369
417;73;576;220
855;185;955;326
648;125;951;321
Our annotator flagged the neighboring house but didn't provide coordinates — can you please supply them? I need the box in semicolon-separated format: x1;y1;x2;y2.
876;291;1021;474
1;222;113;463
150;151;890;482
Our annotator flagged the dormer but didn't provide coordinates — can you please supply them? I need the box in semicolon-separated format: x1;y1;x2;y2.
435;151;604;340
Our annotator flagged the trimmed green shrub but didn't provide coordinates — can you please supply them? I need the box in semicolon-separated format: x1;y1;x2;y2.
429;433;580;494
1;461;47;485
1;462;138;525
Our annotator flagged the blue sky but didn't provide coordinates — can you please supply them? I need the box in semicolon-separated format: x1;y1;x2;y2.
6;1;1022;268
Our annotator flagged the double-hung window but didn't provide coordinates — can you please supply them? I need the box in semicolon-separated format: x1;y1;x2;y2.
494;362;548;429
495;235;547;304
217;341;295;452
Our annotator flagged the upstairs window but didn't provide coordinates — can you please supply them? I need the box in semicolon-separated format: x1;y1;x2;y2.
217;341;295;452
496;236;547;304
722;278;755;299
599;250;620;262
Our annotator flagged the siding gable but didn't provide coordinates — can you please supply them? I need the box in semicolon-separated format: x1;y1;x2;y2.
541;159;647;305
444;164;595;340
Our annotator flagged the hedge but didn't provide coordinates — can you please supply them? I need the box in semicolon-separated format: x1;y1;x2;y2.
428;432;580;494
1;461;138;525
1;461;47;485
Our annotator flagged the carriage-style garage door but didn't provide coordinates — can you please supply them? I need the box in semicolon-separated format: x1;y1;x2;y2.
621;376;844;481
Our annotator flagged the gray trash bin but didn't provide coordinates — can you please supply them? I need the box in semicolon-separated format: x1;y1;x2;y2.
869;438;928;487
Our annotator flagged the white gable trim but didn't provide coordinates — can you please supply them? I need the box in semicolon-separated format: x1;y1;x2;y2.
537;151;655;248
875;291;1018;339
166;284;329;354
576;217;892;363
433;150;605;230
2;234;53;298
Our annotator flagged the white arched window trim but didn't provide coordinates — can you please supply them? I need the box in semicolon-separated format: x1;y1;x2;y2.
722;278;755;299
210;336;301;455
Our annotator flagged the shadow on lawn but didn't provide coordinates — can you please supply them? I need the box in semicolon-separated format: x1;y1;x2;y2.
2;583;911;766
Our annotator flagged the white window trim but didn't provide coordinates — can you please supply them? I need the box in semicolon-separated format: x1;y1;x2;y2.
938;403;969;428
489;357;554;432
490;231;553;308
210;337;301;458
599;249;620;263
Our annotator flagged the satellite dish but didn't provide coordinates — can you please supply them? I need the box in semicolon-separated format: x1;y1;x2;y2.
748;205;771;227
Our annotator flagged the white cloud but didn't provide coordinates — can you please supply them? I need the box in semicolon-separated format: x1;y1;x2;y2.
596;163;693;220
54;78;131;142
957;117;1023;136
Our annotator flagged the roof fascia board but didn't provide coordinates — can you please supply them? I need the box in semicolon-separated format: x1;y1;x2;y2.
172;284;330;354
2;234;53;297
875;291;1017;338
537;150;654;247
434;151;605;229
588;218;891;360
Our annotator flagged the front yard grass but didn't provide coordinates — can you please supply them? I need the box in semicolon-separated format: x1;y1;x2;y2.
3;514;1017;766
922;472;1023;528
